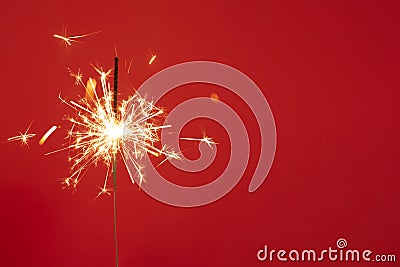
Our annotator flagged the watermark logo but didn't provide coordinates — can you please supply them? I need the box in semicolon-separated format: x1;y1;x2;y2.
257;238;396;263
124;61;277;207
336;238;347;249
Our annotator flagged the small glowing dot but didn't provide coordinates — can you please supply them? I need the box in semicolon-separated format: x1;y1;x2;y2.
210;93;220;102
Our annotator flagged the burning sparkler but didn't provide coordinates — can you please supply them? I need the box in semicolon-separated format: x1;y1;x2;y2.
7;29;216;266
44;57;180;266
46;65;179;195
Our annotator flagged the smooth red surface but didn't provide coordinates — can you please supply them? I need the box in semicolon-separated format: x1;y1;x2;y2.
1;1;399;266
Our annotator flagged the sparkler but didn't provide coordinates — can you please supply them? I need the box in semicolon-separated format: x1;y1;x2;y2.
7;30;217;265
44;58;180;266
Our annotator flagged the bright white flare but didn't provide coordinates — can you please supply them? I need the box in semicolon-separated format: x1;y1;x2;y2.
47;66;179;196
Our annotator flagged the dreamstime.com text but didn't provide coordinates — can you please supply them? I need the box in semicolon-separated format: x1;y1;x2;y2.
257;238;396;263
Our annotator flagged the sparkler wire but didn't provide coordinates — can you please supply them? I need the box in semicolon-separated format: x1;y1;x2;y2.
113;57;119;267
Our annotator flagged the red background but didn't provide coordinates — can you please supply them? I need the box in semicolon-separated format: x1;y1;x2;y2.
1;1;399;266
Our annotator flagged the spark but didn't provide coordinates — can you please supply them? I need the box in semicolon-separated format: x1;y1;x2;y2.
68;68;83;85
7;122;36;146
180;136;217;149
53;29;100;47
93;185;112;202
114;44;118;58
85;77;96;100
148;54;157;65
92;65;112;82
127;58;133;74
39;125;59;145
50;65;180;194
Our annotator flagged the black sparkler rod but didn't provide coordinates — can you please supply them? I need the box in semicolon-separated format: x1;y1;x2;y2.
113;57;119;114
112;56;119;267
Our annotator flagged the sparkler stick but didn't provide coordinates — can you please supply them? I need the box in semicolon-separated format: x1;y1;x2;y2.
113;57;119;267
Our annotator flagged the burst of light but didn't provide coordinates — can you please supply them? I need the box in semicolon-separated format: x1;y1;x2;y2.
47;65;180;196
149;54;157;65
7;122;36;146
39;125;59;145
180;136;217;149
